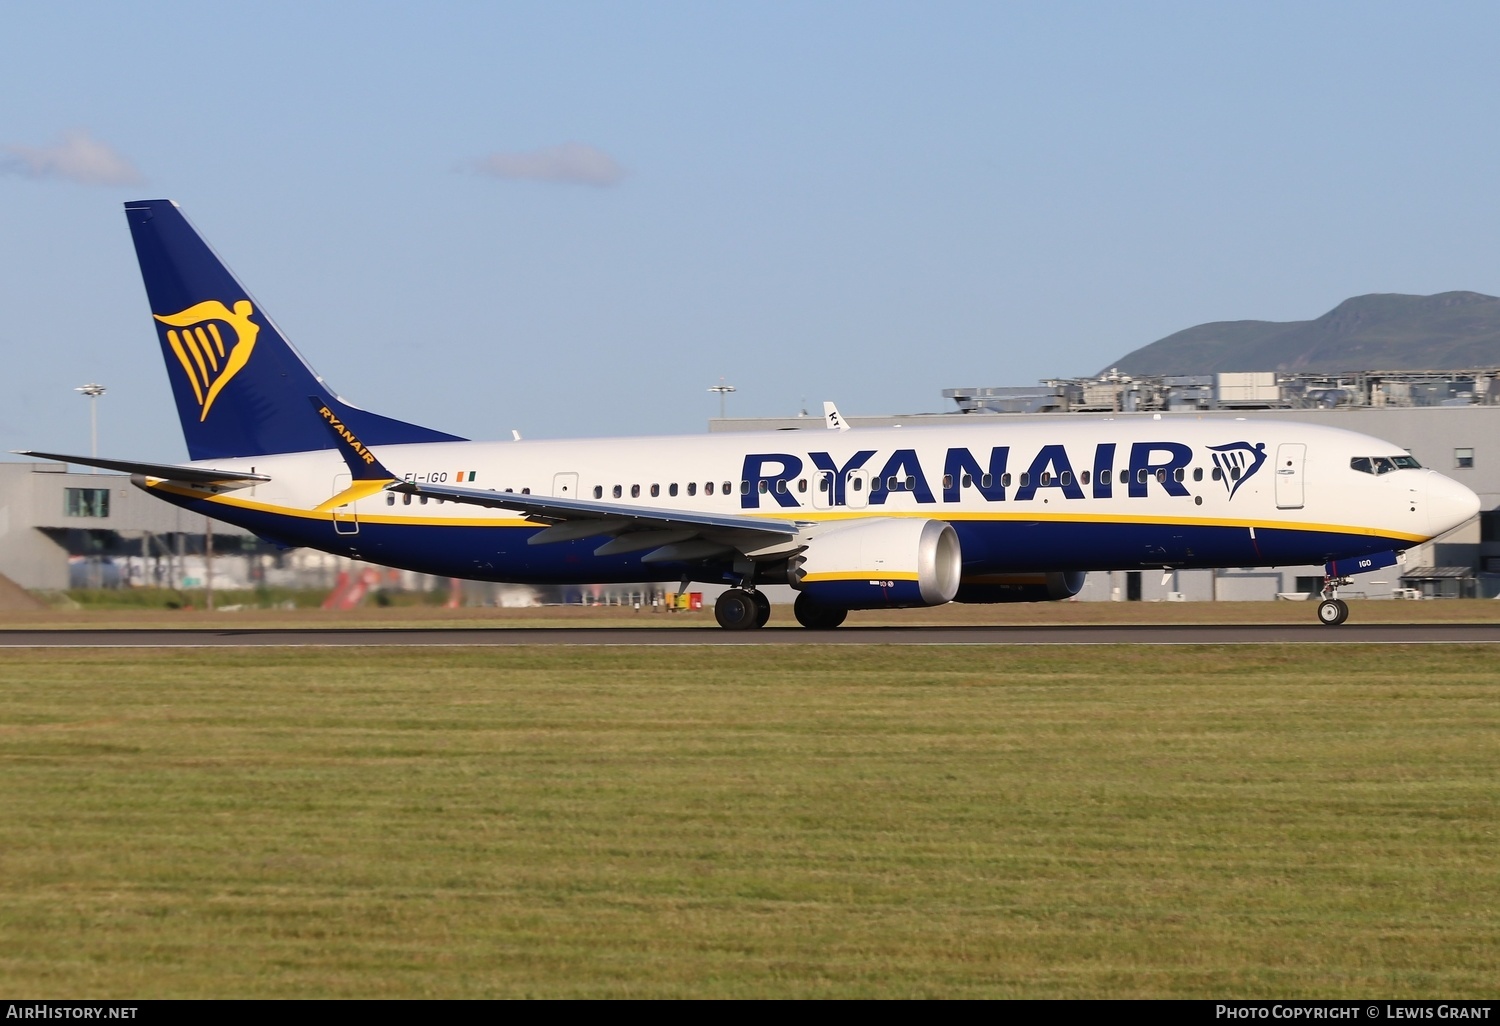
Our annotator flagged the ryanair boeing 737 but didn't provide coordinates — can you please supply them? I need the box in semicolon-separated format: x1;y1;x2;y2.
19;201;1482;628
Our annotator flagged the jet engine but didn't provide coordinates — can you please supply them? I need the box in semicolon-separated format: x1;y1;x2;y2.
953;570;1086;603
789;518;961;609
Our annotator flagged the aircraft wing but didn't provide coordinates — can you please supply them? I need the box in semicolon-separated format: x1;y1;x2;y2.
13;450;271;484
388;479;804;558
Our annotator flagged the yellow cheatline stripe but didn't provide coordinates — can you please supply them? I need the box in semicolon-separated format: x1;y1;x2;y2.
766;507;1428;542
313;478;398;512
801;571;921;583
146;479;532;528
142;480;1426;542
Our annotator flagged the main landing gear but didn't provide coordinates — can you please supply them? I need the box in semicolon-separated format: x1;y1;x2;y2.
1317;575;1352;626
714;588;772;630
713;589;851;630
793;592;847;630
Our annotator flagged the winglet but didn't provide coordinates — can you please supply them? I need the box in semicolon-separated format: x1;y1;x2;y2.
823;401;851;431
309;396;396;480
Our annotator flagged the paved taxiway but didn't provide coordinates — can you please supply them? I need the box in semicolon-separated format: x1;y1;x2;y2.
1;624;1498;647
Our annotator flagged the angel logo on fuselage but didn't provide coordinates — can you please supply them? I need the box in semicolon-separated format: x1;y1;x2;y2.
1208;442;1267;500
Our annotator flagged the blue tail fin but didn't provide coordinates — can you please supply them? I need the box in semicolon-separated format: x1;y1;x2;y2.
125;200;466;461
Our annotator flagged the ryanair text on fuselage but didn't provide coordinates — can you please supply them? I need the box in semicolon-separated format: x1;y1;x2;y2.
738;440;1266;509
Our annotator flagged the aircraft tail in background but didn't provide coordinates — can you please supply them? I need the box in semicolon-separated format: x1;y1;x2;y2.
124;200;465;461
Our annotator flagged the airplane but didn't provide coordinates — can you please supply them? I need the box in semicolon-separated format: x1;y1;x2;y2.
17;199;1482;629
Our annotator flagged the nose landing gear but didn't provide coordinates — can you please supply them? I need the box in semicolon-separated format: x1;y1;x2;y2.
1317;574;1352;626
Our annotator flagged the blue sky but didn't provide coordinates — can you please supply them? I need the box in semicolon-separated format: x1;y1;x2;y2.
4;1;1499;459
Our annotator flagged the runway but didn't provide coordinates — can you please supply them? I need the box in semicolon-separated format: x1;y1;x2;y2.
2;623;1499;647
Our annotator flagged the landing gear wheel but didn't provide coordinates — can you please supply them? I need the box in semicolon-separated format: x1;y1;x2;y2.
752;590;772;628
715;589;762;630
1317;598;1349;626
794;592;848;629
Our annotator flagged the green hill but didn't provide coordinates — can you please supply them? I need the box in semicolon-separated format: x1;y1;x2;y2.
1107;292;1500;375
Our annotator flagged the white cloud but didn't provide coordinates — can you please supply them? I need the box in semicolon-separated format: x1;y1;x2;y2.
469;142;625;187
1;129;145;186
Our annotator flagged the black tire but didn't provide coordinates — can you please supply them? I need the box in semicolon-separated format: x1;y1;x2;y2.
794;592;848;629
752;590;772;628
715;589;761;630
1317;599;1345;626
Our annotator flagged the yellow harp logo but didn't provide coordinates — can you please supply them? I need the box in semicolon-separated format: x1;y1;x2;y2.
154;300;260;421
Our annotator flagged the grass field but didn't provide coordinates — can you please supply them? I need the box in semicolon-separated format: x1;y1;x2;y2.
1;645;1496;997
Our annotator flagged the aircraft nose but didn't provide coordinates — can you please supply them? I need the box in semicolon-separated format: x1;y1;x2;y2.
1423;472;1481;538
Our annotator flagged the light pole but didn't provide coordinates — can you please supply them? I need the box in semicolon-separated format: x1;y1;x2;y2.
708;378;736;420
75;383;106;459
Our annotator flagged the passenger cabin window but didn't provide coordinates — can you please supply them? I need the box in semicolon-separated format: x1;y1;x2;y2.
687;482;697;496
851;476;863;492
1100;469;1111;485
705;482;714;495
1192;468;1202;482
797;478;808;493
724;481;733;494
651;484;660;497
613;485;622;498
594;485;603;498
1081;470;1090;485
631;484;641;498
669;483;678;497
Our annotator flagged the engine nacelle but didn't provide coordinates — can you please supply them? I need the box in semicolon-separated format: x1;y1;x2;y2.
789;518;961;609
953;570;1086;604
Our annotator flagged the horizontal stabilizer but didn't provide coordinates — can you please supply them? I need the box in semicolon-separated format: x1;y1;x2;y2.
12;450;270;484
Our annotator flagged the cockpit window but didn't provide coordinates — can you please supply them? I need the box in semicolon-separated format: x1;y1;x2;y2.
1352;455;1422;475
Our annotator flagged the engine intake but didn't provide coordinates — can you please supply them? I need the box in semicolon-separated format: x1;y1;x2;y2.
789;518;961;609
